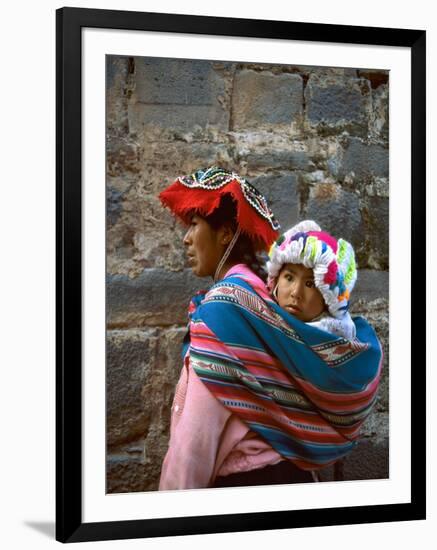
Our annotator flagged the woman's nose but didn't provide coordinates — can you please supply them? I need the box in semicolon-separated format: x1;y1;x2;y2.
183;228;191;245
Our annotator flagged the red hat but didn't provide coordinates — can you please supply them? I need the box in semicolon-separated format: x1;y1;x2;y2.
159;167;280;251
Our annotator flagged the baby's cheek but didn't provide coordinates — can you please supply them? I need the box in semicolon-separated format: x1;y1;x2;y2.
278;284;289;305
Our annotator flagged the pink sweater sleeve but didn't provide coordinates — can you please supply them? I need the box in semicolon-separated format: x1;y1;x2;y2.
159;358;235;490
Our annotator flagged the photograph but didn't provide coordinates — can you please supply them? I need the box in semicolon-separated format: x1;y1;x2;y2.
105;54;389;494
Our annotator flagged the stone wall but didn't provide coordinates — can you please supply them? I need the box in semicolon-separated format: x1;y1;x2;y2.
106;55;389;493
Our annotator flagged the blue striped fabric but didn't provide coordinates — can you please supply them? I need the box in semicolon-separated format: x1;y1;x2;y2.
188;274;383;470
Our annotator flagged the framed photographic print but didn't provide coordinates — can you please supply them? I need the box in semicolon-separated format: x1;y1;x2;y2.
56;6;426;543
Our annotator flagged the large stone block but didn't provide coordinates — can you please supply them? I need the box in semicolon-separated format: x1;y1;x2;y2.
142;327;187;477
303;183;364;250
351;270;389;303
305;75;371;135
232;70;303;131
242;149;310;171
107;327;186;449
106;326;186;492
107;268;208;327
133;57;230;105
107;329;158;446
251;173;299;230
107;452;157;493
128;58;230;133
303;181;388;269
340;137;389;181
362;196;389;269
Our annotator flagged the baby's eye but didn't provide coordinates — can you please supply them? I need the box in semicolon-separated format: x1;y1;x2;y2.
285;274;293;281
306;280;315;288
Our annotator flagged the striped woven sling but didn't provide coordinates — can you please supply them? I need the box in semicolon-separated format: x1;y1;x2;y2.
185;268;383;471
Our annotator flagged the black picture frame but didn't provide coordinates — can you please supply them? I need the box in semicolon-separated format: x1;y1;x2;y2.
56;6;426;543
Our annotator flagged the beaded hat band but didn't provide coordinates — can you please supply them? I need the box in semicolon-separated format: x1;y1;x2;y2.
159;167;280;251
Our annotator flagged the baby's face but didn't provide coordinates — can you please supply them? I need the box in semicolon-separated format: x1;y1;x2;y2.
276;263;325;322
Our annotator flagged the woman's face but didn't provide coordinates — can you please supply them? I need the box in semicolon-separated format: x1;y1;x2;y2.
276;263;325;322
183;214;227;278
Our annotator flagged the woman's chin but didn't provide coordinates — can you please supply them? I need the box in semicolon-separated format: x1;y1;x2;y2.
188;259;202;277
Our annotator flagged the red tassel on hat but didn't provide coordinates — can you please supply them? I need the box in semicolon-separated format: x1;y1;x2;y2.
159;167;280;251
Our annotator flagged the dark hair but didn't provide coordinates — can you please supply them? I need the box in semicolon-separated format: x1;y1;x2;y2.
201;195;268;282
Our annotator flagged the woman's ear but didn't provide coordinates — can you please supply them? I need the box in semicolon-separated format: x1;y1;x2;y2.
219;224;234;246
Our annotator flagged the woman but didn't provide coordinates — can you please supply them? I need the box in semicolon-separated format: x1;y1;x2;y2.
158;167;382;490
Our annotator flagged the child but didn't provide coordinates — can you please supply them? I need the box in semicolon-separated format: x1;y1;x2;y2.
266;220;357;340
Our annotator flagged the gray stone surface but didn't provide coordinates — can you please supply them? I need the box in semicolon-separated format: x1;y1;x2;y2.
107;329;157;446
343;438;389;480
304;184;364;253
128;58;230;133
369;83;389;141
340;137;389;181
106;55;128;90
107;268;209;327
362;196;389;269
107;327;185;447
232;70;303;130
242;149;310;171
106;139;141;178
320;437;389;482
107;451;158;493
134;58;229;105
305;76;371;135
128;104;229;134
351;270;389;303
106;327;186;492
107;187;124;227
252;173;300;230
106;56;130;133
319;412;389;482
